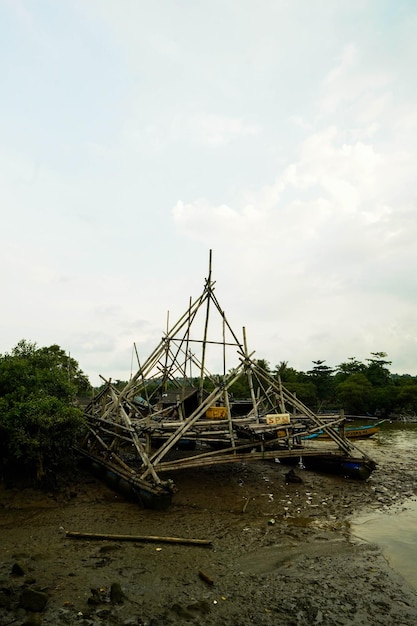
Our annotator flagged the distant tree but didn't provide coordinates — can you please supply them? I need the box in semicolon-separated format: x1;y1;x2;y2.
368;385;398;417
335;373;373;415
228;376;250;399
255;359;271;374
335;357;366;382
0;340;91;401
395;381;417;415
284;381;318;408
307;360;335;409
365;352;392;387
274;361;300;383
202;377;218;394
112;379;129;392
0;340;88;485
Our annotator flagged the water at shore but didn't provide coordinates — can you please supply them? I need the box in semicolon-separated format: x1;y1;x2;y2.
351;421;417;590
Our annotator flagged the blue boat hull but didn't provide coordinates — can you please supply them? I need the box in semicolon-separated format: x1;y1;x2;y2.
302;455;376;480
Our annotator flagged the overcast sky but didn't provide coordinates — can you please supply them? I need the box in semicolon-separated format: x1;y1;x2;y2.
1;0;416;385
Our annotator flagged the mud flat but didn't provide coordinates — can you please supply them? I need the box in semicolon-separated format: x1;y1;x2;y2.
1;439;417;625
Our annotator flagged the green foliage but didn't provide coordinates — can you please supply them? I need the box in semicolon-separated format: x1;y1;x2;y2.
302;352;416;416
336;373;373;415
0;340;88;484
284;381;318;408
369;386;397;416
307;360;335;409
0;340;90;401
335;357;366;383
255;359;271;373
395;381;417;413
274;361;299;383
365;352;392;387
228;376;250;399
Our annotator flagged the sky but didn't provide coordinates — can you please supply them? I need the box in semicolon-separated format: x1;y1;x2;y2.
1;0;417;386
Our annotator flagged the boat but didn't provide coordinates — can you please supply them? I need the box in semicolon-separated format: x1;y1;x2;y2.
296;454;377;480
303;421;383;441
77;449;173;510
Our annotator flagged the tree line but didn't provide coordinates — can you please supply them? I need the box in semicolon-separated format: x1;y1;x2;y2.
1;340;416;486
228;352;417;417
110;351;417;418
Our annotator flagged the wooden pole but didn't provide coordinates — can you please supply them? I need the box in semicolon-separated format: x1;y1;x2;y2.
243;327;258;422
184;296;192;385
199;249;212;403
66;531;212;546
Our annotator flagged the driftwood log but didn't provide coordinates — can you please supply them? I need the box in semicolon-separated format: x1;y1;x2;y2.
66;531;212;547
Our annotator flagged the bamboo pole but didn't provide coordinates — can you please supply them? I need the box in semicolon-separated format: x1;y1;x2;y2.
222;313;236;450
243;327;258;422
133;342;152;455
66;531;212;546
199;250;212;403
151;446;349;473
106;386;162;484
184;296;192;387
278;375;286;413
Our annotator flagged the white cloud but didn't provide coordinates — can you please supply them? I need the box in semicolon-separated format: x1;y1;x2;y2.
2;0;417;380
172;59;417;370
173;121;415;271
187;114;260;146
173;199;264;243
319;43;391;116
123;111;260;151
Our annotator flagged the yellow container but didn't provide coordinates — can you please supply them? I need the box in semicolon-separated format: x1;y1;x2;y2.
206;406;227;419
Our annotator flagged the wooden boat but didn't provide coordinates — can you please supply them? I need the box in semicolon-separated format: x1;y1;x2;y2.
280;452;377;480
299;455;376;480
303;421;383;441
77;450;173;510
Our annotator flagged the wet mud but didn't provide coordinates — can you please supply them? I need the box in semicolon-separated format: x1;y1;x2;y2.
1;438;417;625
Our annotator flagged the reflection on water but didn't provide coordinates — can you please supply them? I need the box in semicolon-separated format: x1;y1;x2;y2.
373;421;417;450
351;421;417;590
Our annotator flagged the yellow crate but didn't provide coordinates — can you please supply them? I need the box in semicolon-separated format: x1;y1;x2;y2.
206;406;227;419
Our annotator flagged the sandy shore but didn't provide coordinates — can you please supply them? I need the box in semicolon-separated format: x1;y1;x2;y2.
1;438;417;625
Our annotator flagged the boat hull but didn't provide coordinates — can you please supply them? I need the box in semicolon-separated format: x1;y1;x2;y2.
303;423;380;441
281;455;376;480
306;455;375;479
78;454;173;510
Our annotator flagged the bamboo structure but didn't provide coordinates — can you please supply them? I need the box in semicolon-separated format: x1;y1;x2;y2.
78;252;376;508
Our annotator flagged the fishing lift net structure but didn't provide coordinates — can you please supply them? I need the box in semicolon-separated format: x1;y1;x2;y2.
79;254;376;509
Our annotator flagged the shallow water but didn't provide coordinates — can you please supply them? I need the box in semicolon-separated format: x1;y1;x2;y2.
351;421;417;590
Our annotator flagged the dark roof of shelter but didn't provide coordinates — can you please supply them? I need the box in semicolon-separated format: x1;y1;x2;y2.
160;386;199;404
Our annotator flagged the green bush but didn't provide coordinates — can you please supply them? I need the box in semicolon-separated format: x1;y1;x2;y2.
0;340;88;484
